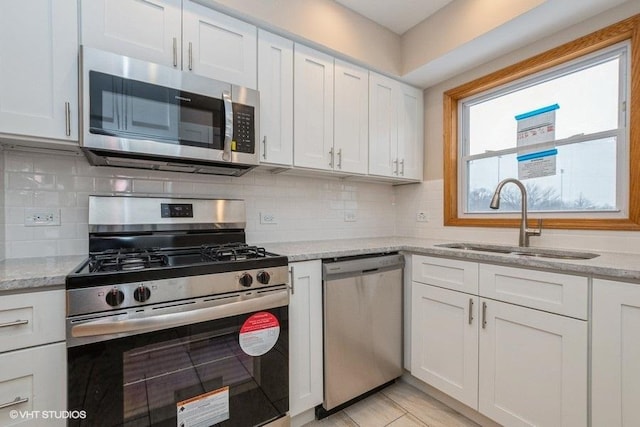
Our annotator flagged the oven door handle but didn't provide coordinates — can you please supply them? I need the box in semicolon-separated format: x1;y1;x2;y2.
71;289;288;339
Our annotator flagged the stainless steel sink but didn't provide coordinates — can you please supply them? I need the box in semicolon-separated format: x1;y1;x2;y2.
435;243;599;260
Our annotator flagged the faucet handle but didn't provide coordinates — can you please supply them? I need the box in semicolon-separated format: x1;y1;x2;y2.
527;218;543;236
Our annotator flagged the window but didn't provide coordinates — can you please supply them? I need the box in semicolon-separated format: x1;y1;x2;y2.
444;15;640;230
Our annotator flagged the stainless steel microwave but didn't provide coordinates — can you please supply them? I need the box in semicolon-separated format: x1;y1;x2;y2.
79;46;259;176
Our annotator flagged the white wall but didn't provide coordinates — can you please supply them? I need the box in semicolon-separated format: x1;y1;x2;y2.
2;150;395;259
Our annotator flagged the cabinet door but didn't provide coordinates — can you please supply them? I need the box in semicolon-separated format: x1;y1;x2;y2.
411;283;479;409
334;60;369;175
80;0;181;67
183;1;257;89
288;260;323;416
592;279;640;427
258;30;293;166
0;0;78;141
479;299;587;427
397;83;423;180
368;72;398;177
293;45;334;171
0;342;66;426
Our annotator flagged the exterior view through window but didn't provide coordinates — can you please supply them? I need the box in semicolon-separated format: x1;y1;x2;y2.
444;15;640;230
461;43;628;215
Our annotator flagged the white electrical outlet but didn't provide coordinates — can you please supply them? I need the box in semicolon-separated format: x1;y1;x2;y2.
344;211;357;222
416;211;429;222
260;212;277;224
25;208;61;226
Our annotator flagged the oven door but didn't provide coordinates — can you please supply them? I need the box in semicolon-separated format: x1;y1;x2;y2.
67;292;288;427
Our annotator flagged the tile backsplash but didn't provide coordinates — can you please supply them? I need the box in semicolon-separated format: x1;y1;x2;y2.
3;149;396;259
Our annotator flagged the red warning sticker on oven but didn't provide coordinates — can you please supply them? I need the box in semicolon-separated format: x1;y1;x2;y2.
239;311;280;356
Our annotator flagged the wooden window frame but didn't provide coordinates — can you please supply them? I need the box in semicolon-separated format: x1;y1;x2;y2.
444;14;640;231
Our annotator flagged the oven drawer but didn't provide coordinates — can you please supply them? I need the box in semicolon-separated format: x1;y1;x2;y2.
0;290;65;353
0;342;66;426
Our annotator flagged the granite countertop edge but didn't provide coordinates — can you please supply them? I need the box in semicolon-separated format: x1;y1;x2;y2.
3;237;640;293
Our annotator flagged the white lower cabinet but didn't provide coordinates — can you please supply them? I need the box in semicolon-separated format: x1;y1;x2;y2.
288;260;323;416
411;255;587;427
478;298;587;427
592;278;640;427
0;342;66;426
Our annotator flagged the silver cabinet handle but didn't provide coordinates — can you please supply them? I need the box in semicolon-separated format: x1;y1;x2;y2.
393;158;398;175
482;301;487;329
0;396;29;410
337;148;342;169
64;102;71;136
0;319;29;329
288;267;295;295
188;42;193;70
400;159;405;176
222;90;233;161
262;136;267;159
329;147;334;168
172;37;178;67
468;299;473;325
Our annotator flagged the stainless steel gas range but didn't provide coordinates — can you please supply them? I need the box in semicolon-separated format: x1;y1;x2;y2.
65;196;290;427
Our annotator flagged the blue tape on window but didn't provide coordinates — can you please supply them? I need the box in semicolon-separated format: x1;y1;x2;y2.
515;104;560;120
517;149;558;162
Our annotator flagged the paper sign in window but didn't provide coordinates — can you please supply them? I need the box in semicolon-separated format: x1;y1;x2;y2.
515;104;559;179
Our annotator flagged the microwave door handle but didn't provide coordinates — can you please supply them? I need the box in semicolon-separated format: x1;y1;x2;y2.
222;90;233;161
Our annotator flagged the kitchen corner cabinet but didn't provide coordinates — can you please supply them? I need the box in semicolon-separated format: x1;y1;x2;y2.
0;290;66;426
81;0;257;88
411;256;587;426
369;73;423;180
0;0;78;142
288;260;323;416
293;45;334;171
258;30;294;166
592;279;640;426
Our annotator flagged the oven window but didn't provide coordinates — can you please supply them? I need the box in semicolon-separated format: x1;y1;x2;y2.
89;71;225;149
68;307;288;427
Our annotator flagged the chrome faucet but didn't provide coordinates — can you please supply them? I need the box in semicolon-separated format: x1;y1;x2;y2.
489;178;542;247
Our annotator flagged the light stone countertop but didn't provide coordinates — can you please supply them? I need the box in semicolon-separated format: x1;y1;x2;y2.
3;236;640;294
261;236;640;282
0;256;85;293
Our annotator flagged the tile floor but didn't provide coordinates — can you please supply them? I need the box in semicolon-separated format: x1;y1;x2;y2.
304;381;480;427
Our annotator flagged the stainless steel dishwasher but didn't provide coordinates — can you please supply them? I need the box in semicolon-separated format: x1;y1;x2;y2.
321;253;404;413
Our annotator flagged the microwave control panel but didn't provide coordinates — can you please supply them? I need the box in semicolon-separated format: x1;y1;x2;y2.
232;104;255;153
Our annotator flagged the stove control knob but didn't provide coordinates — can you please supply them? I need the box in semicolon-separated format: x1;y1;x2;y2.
239;273;253;287
256;271;270;284
134;286;151;303
105;288;125;307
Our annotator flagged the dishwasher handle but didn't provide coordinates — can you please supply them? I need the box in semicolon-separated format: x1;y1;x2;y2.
323;254;404;280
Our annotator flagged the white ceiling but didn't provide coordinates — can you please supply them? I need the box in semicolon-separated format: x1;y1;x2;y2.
335;0;454;34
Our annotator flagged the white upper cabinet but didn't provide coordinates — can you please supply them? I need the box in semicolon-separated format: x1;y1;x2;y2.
0;0;78;142
397;83;423;180
182;1;257;88
80;0;181;68
81;0;257;88
293;44;334;170
369;73;398;177
369;72;423;180
334;60;369;175
258;30;293;166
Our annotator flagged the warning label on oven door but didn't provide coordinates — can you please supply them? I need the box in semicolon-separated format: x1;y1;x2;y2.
176;386;229;427
239;311;280;356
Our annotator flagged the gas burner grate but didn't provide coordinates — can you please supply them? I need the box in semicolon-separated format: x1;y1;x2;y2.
201;243;267;262
89;249;169;272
